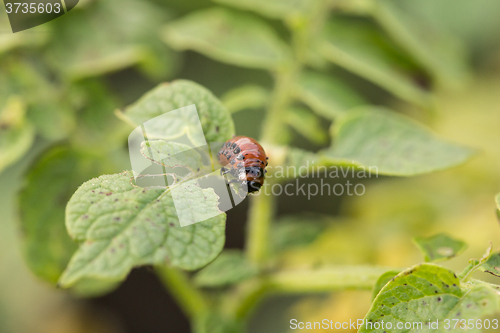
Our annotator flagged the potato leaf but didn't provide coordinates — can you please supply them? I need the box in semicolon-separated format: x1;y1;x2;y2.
118;80;234;144
59;171;226;287
19;147;121;296
286;107;328;144
163;8;292;70
479;252;500;278
413;233;467;263
194;250;258;287
45;0;175;80
370;0;469;88
213;0;315;21
221;85;270;114
296;71;366;120
319;19;431;107
359;264;500;333
323;107;475;176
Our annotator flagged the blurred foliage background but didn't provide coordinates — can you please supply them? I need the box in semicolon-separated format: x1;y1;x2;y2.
1;0;500;332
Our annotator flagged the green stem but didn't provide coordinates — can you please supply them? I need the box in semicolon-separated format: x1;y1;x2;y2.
230;266;392;320
156;266;209;319
458;260;481;282
260;68;298;145
246;191;276;266
246;0;330;278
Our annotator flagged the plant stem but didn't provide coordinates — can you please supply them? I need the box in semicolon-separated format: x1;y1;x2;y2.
156;266;209;319
246;191;276;266
246;0;329;270
230;266;392;320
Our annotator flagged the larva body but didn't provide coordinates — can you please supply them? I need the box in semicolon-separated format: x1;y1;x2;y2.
218;136;268;193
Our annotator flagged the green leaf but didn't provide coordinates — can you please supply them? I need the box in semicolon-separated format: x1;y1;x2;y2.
268;145;320;183
272;215;326;253
319;19;431;107
141;140;204;171
359;264;500;333
413;233;468;263
7;62;76;141
296;71;366;120
213;0;315;21
371;270;400;300
45;0;175;80
370;0;468;88
19;148;80;284
0;97;35;173
194;250;258;287
322;107;475;176
59;171;226;287
162;8;292;70
285;107;328;144
117;80;235;144
68;80;127;150
19;148;123;295
221;85;270;114
479;252;500;278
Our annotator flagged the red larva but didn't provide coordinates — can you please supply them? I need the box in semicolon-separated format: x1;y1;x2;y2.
218;136;268;193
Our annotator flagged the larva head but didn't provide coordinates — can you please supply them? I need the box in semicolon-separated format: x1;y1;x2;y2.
247;180;262;193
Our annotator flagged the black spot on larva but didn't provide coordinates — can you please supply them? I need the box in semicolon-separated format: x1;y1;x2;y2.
91;201;94;204
453;284;457;287
429;283;433;286
169;223;175;227
215;126;219;132
437;297;442;302
82;215;88;219
115;199;119;202
404;283;407;286
114;217;120;221
423;301;427;305
453;273;457;278
435;290;438;293
142;190;146;193
110;248;115;253
481;300;489;307
106;192;112;196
